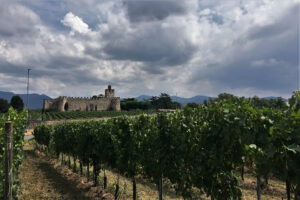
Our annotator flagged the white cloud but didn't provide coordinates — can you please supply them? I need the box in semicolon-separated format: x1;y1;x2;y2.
61;12;91;35
0;0;298;99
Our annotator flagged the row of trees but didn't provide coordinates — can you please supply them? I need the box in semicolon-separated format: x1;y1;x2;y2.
122;92;288;111
203;93;288;110
34;91;300;200
0;96;24;113
121;93;181;110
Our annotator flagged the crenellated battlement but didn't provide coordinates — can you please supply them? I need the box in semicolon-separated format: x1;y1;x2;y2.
43;85;121;112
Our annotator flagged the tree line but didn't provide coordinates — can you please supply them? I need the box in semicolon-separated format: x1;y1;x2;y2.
121;93;181;110
0;96;24;113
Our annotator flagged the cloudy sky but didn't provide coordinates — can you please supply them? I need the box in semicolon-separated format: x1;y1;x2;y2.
0;0;299;98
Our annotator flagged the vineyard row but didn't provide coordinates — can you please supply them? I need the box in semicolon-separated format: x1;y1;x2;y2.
0;108;27;199
34;92;300;200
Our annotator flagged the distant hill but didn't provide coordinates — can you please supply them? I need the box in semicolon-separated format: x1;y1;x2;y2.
264;96;287;101
135;95;287;107
135;95;152;101
1;91;286;109
0;91;52;109
135;95;211;106
171;95;211;105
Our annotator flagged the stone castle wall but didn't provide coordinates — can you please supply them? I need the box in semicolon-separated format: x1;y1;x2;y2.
43;85;121;112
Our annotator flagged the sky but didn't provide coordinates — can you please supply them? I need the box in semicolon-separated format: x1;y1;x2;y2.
0;0;299;98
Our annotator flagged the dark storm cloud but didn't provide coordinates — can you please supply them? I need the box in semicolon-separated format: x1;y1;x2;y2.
190;3;299;95
102;22;197;70
0;2;39;37
214;58;297;92
195;5;298;93
247;5;298;42
0;0;298;98
0;60;28;77
20;0;67;30
0;58;100;86
44;55;94;70
124;0;189;22
34;54;107;85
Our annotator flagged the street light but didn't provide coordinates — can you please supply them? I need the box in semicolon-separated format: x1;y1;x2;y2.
26;68;31;128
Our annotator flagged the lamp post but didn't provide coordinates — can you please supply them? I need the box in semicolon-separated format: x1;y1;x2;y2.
26;69;31;128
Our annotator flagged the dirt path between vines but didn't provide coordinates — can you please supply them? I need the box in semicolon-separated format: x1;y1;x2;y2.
17;140;289;200
18;141;114;200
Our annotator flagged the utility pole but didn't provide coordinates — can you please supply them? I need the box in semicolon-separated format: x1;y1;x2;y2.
26;69;31;128
26;69;31;109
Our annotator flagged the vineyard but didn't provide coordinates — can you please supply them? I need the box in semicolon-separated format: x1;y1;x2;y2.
29;109;157;121
32;91;300;200
0;108;27;199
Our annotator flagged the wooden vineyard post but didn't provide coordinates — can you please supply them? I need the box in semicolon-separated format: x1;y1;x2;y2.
87;164;90;181
73;157;76;172
132;177;137;200
114;174;120;200
158;175;163;200
61;153;64;165
257;175;261;200
241;165;244;181
5;122;13;200
104;169;107;189
80;161;83;176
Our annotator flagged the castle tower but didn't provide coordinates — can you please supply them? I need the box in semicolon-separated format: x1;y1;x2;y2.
58;96;67;112
105;85;115;98
110;97;121;111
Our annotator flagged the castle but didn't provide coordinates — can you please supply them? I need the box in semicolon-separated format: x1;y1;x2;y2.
43;85;121;112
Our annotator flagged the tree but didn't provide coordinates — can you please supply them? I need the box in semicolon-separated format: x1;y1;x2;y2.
150;93;180;109
217;93;238;102
121;99;151;110
10;95;24;112
0;98;9;113
185;103;198;108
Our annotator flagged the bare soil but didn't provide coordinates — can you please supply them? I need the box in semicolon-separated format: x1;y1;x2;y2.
18;141;290;200
18;141;114;200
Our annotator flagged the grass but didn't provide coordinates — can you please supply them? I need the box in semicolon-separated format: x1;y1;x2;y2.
58;154;182;200
18;140;92;200
240;172;287;200
56;154;290;200
20;140;291;200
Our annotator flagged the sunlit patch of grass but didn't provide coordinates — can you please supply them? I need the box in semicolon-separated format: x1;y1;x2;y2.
29;140;291;200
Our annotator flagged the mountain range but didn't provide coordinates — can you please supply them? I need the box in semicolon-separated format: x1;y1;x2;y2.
0;91;52;109
0;91;287;109
135;95;288;107
135;95;211;105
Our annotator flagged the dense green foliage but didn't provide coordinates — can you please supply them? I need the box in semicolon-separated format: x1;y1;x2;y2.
10;96;24;112
121;98;152;110
185;102;198;108
0;108;27;198
34;91;300;199
33;124;52;148
121;93;181;110
0;98;9;113
28;109;156;121
205;93;288;110
150;93;181;109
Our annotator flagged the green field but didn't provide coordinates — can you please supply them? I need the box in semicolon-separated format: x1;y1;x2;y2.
29;109;157;121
